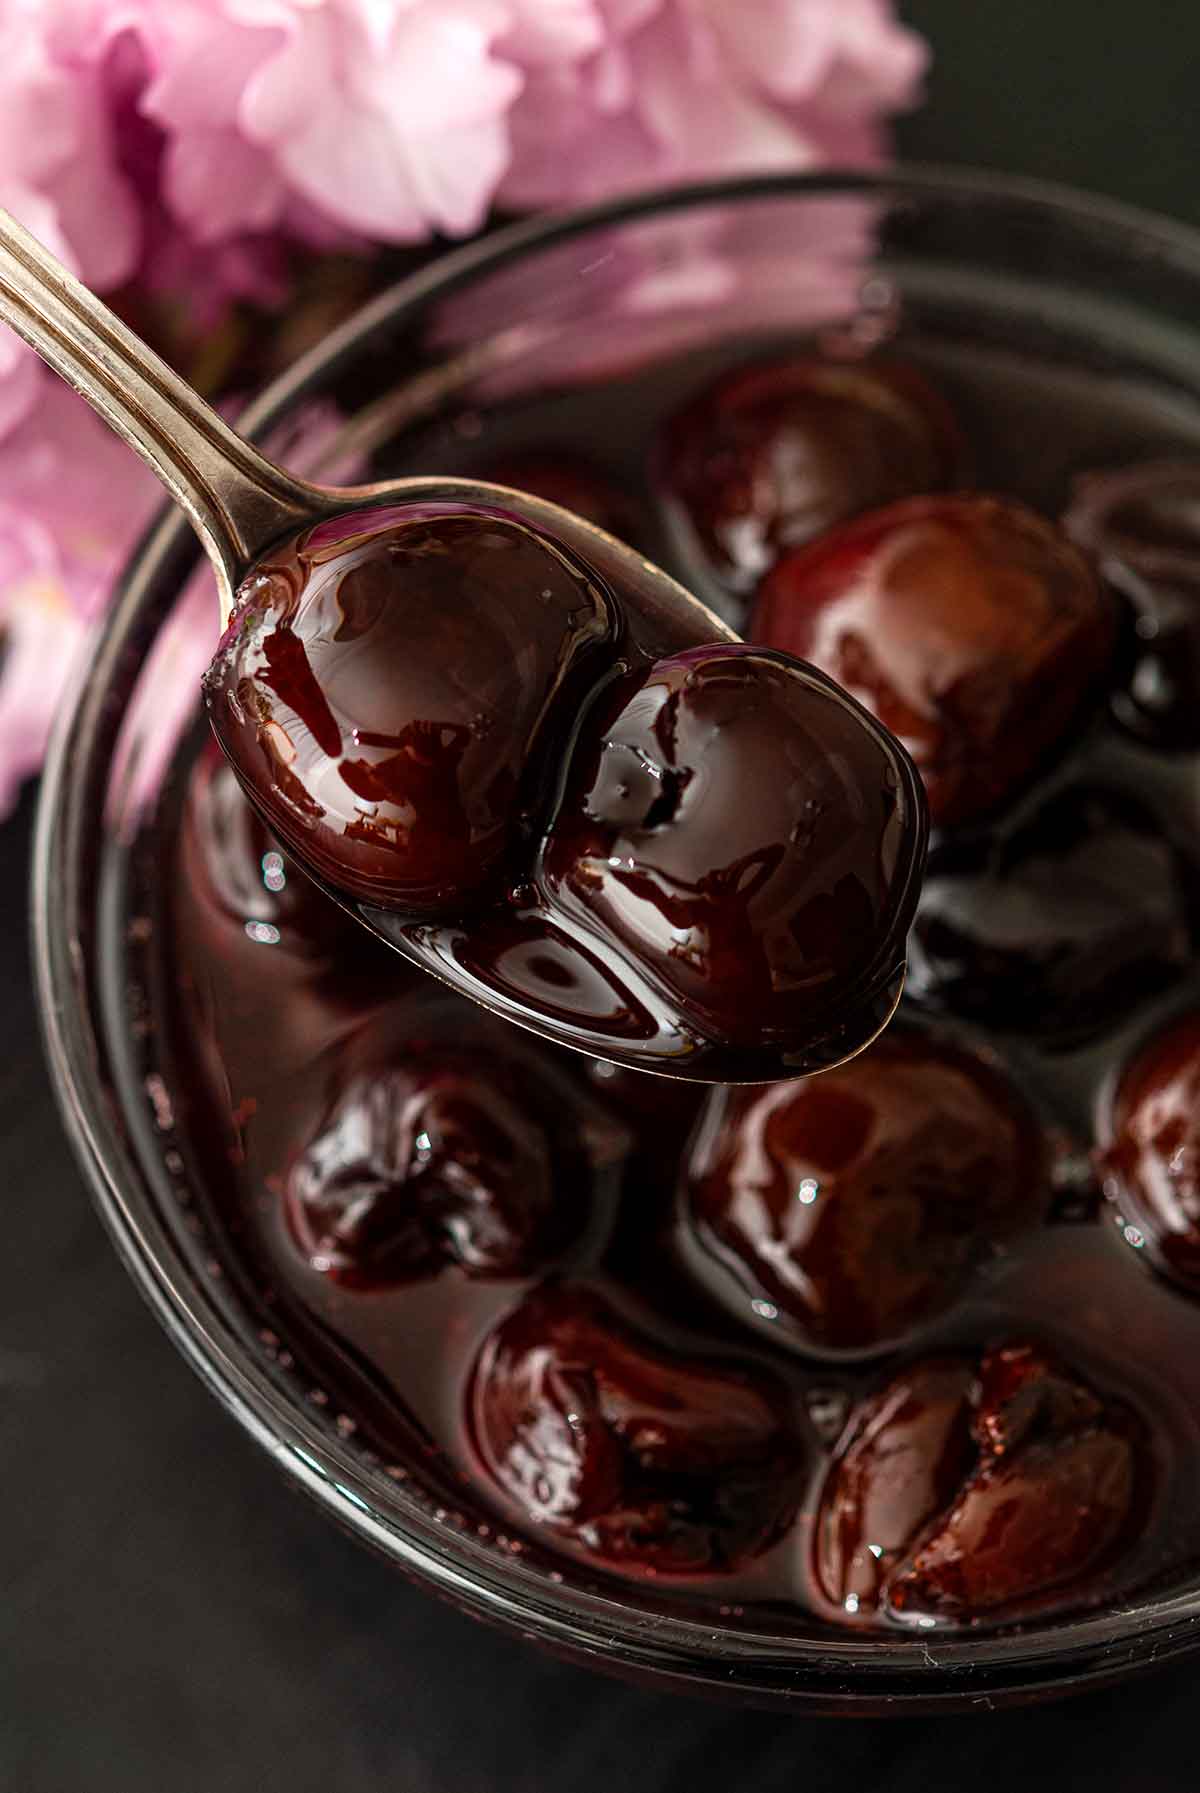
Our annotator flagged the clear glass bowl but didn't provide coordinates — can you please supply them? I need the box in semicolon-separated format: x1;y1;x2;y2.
33;169;1200;1712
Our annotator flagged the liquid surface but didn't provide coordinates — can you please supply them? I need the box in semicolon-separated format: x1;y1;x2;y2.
137;336;1200;1638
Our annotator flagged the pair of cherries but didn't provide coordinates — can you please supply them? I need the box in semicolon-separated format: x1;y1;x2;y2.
204;353;1119;1078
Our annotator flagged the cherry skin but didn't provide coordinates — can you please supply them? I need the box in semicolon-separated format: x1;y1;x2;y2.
537;643;927;1059
1064;460;1200;750
680;1028;1049;1354
753;495;1115;828
284;1053;592;1286
815;1343;1146;1624
656;356;964;600
204;508;618;914
1099;1011;1200;1294
908;784;1199;1045
467;1282;805;1574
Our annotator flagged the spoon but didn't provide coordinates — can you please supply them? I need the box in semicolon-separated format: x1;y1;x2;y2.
0;207;927;1082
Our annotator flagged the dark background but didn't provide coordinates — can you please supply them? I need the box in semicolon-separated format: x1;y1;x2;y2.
5;4;1200;1787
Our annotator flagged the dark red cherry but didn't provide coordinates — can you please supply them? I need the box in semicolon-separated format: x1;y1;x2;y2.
478;452;642;545
680;1029;1048;1353
887;1345;1143;1622
284;1055;590;1285
1064;461;1200;750
814;1360;976;1610
1099;1011;1200;1294
908;785;1198;1045
203;508;618;913
815;1343;1146;1624
656;356;964;599
536;643;927;1060
467;1283;804;1573
753;495;1115;828
181;742;360;957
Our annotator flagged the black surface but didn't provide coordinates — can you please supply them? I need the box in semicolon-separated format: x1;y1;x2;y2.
8;5;1200;1783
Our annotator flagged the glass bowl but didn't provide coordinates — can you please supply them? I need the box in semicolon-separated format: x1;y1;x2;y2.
33;168;1200;1712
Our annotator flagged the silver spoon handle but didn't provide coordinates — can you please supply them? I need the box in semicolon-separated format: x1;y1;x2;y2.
0;207;321;619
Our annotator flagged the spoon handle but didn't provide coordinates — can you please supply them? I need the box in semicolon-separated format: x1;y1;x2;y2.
0;207;322;621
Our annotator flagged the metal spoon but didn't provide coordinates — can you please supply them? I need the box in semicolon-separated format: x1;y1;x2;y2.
0;207;920;1081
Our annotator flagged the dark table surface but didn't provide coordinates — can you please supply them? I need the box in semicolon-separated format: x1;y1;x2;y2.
7;4;1200;1787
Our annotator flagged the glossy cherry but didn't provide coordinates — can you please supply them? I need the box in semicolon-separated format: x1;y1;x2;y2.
284;1055;591;1286
680;1029;1048;1354
908;784;1198;1044
204;508;618;914
468;1283;804;1573
815;1343;1145;1624
537;643;927;1061
1064;460;1200;749
754;494;1115;828
657;356;964;600
1100;1011;1200;1294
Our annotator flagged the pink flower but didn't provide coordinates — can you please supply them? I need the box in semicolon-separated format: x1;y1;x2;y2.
500;0;924;206
0;381;160;810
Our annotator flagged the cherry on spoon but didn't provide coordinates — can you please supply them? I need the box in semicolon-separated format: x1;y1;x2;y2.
0;209;927;1081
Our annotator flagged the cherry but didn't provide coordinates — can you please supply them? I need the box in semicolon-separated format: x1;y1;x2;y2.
908;784;1198;1045
284;1055;589;1286
815;1343;1146;1624
753;495;1115;828
680;1028;1047;1354
204;509;618;913
1099;1011;1200;1294
537;643;927;1058
1064;460;1200;749
467;1283;805;1573
656;356;963;600
813;1359;976;1610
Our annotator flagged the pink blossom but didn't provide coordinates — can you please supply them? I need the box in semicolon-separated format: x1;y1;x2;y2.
500;0;925;206
0;380;160;810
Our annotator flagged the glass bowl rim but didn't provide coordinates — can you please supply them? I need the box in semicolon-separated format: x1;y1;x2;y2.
31;164;1200;1711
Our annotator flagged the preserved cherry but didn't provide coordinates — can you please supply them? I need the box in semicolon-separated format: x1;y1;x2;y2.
537;644;926;1059
1100;1011;1200;1294
815;1343;1146;1624
284;1055;588;1286
753;495;1115;827
468;1283;805;1573
680;1029;1048;1353
657;356;963;599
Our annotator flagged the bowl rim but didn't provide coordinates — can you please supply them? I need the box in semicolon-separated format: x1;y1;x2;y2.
31;164;1200;1711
